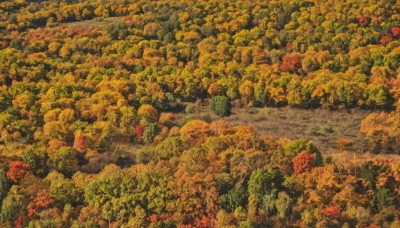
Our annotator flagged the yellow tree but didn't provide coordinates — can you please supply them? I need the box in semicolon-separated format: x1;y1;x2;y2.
180;120;210;146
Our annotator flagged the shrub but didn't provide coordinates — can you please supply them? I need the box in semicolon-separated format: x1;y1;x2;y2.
185;104;196;114
210;96;231;117
143;124;159;144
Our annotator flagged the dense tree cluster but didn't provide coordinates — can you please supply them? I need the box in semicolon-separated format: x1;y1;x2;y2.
0;121;399;227
360;103;400;154
0;0;398;153
0;0;399;226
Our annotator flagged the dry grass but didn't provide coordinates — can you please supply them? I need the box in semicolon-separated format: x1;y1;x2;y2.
58;16;123;29
176;101;372;154
222;107;371;153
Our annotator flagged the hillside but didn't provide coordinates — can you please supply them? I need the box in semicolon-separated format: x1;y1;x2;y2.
0;0;399;227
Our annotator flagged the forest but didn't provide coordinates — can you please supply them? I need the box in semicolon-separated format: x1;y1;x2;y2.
0;0;399;227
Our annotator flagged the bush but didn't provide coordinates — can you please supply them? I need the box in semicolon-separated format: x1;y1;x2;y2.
143;124;159;144
180;114;197;126
210;96;231;117
185;104;196;114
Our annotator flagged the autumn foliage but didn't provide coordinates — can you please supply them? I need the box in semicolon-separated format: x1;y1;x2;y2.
0;0;399;227
322;206;341;217
27;190;54;217
6;161;30;183
292;151;314;175
280;53;302;73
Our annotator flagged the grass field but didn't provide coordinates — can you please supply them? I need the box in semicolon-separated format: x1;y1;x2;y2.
179;102;372;153
58;16;123;28
223;107;371;153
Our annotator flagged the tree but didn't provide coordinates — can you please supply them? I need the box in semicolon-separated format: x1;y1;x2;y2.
219;188;248;213
180;120;210;146
27;190;54;217
47;147;78;176
143;123;159;144
360;112;399;154
322;206;341;217
73;130;87;152
6;161;30;183
292;151;314;175
360;161;379;190
210;96;231;117
137;104;159;124
0;169;11;204
380;36;393;45
48;172;83;207
135;125;144;142
280;53;302;73
23;148;47;176
1;186;26;224
106;23;128;40
301;207;323;227
248;168;283;220
275;191;293;220
154;136;186;160
239;80;254;107
363;84;389;108
371;188;394;211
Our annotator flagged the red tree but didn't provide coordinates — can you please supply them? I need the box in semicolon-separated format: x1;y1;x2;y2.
27;190;54;217
149;214;158;223
322;206;341;217
280;53;302;73
391;27;400;37
6;161;30;183
14;216;25;228
368;224;381;228
359;16;370;26
292;151;314;175
380;35;393;45
193;215;215;228
136;125;144;141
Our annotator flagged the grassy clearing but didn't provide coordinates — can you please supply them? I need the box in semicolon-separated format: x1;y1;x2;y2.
177;102;372;153
222;107;371;153
58;16;123;29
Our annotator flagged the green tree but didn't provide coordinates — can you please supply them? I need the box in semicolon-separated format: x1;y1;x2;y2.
106;23;128;40
275;191;293;220
143;124;159;144
1;186;27;224
371;188;394;211
210;96;231;117
219;188;248;213
360;161;379;190
48;172;83;207
248;168;284;219
154;136;186;160
23;147;47;176
47;147;78;176
0;169;11;205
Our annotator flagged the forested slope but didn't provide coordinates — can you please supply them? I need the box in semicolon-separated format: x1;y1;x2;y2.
0;0;399;227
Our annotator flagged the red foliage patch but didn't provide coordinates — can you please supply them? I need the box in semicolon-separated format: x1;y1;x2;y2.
193;216;214;228
380;35;393;45
292;151;314;175
6;161;30;183
322;206;341;217
368;224;381;228
136;125;144;140
391;27;400;37
359;16;370;26
14;216;25;228
280;53;302;73
27;190;54;217
149;214;158;223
